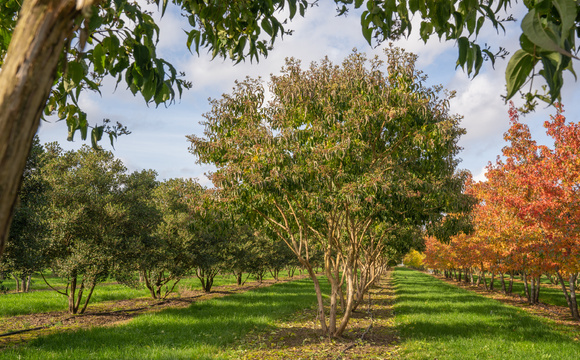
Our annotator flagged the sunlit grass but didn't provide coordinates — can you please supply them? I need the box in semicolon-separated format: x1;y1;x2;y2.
0;278;324;359
394;268;580;360
0;270;306;317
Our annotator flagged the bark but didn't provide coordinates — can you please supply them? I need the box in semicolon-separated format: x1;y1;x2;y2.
0;0;93;255
305;263;327;334
523;272;531;303
481;270;488;290
508;271;514;294
489;272;495;291
569;273;579;321
12;274;20;292
500;272;506;294
79;282;96;314
530;277;536;304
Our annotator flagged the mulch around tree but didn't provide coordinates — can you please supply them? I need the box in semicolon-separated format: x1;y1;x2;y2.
233;272;400;360
0;277;305;349
429;271;580;339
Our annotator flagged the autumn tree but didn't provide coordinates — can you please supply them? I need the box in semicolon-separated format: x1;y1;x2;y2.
189;48;470;336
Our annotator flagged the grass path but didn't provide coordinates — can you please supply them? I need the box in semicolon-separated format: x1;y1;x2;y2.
393;267;580;360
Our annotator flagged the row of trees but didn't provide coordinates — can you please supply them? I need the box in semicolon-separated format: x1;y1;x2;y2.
424;103;580;320
1;140;302;313
189;48;472;337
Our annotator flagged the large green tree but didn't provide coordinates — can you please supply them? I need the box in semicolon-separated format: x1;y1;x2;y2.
189;48;471;336
41;144;128;314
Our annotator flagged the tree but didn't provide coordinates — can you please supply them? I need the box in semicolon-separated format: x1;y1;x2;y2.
136;178;202;299
0;136;48;292
0;0;310;255
1;0;577;256
41;144;128;314
114;169;162;290
189;48;470;336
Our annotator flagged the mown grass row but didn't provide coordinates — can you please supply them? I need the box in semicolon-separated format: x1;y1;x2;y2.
394;267;580;360
0;278;324;360
444;273;570;308
0;271;302;317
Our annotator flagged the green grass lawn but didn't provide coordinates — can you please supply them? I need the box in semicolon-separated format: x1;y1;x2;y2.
394;267;580;360
0;271;303;317
0;278;324;360
466;273;569;308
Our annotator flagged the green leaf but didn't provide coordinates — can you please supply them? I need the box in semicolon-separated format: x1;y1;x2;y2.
93;43;106;74
505;49;536;100
521;8;575;58
67;61;84;86
472;44;483;77
261;18;273;37
519;33;536;54
361;11;373;44
419;21;432;42
109;132;117;149
456;37;469;69
67;116;78;142
91;126;104;149
552;0;578;43
289;1;297;18
79;112;88;141
539;52;564;103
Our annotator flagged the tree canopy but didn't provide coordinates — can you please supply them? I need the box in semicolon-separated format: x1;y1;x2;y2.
189;48;472;336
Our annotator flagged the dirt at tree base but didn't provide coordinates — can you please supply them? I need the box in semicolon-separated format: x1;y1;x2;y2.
233;272;400;360
0;277;304;349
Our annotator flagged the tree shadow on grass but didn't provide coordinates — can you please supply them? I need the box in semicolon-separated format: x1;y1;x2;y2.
393;268;580;359
1;279;324;360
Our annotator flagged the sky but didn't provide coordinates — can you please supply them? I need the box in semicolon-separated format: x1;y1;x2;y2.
37;2;580;187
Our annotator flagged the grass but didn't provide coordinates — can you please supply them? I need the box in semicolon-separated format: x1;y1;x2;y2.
475;274;569;308
0;284;151;317
0;278;323;360
394;267;580;360
0;271;305;317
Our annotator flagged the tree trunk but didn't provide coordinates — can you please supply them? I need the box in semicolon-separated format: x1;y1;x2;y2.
79;282;96;314
500;272;506;294
0;0;89;256
508;271;514;294
12;274;20;292
569;273;579;321
305;263;327;334
556;271;580;320
523;272;531;303
489;272;495;291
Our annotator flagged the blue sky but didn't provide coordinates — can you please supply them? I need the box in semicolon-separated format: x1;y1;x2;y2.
37;2;580;187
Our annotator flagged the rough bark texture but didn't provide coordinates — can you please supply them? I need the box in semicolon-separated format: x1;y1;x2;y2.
0;0;81;255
